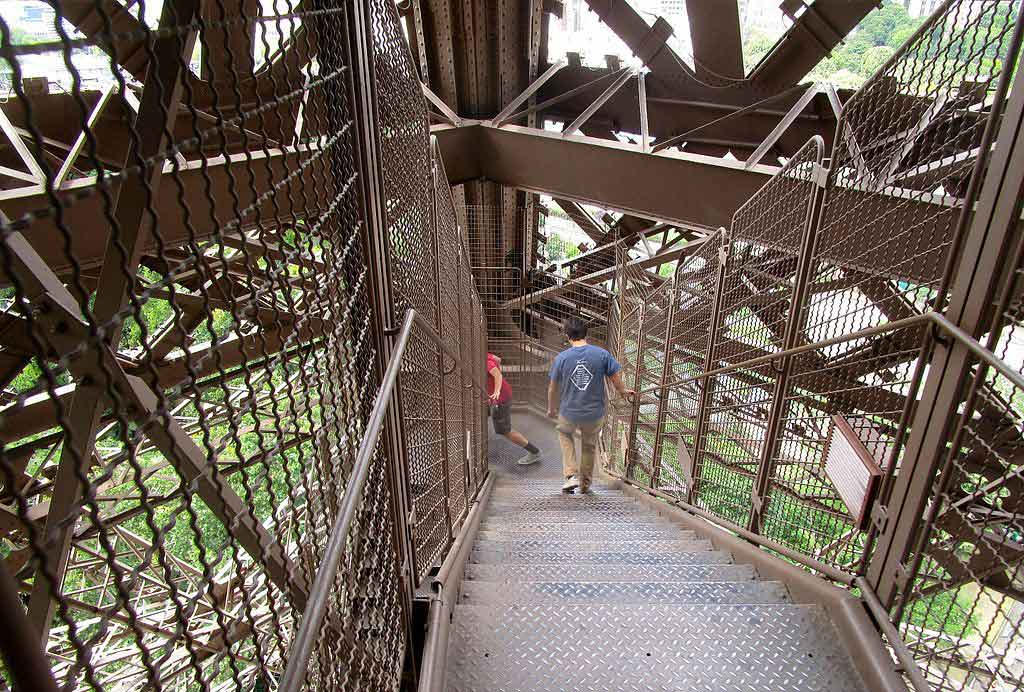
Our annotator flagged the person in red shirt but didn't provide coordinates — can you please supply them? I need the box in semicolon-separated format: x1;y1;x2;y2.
487;352;541;465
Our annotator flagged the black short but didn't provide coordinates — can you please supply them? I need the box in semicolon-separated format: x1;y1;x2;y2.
491;403;512;435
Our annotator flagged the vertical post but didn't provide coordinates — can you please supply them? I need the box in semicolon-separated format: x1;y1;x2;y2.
0;563;59;692
747;167;827;535
623;303;647;481
687;227;730;504
868;45;1024;606
346;0;417;615
27;0;200;640
430;154;455;543
649;279;678;489
638;70;650;154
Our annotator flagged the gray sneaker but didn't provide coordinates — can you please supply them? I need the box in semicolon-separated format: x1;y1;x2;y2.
516;451;541;466
561;475;579;494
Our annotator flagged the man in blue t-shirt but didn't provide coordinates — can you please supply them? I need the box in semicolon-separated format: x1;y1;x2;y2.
547;317;636;494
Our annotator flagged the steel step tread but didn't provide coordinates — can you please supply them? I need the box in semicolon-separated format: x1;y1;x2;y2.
481;508;654;521
464;563;757;583
458;580;791;605
486;501;642;512
469;548;729;565
475;528;693;541
472;538;713;553
446;603;864;691
490;487;621;495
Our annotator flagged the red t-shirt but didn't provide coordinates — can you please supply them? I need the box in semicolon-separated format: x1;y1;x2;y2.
486;352;512;405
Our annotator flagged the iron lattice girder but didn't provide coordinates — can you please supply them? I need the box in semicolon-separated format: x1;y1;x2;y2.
2;150;331;277
528;66;843;159
435;122;958;286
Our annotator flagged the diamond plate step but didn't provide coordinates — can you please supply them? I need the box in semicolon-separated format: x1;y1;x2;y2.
480;509;652;523
479;518;678;531
491;487;634;497
486;500;642;512
446;604;865;691
475;527;693;541
459;580;791;605
469;548;729;565
490;484;620;495
464;563;757;583
479;516;668;529
472;538;711;554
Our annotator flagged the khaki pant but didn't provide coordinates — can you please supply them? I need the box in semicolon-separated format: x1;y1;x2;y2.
556;415;604;488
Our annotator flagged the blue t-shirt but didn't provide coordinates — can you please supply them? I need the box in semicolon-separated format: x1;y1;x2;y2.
549;344;622;423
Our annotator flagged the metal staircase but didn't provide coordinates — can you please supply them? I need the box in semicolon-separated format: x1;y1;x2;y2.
443;425;867;691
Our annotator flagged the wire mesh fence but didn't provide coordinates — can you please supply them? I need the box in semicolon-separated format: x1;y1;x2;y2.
600;2;1024;689
0;0;486;688
462;204;615;412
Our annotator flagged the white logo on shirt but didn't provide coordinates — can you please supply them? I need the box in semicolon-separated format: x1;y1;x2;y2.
570;361;593;391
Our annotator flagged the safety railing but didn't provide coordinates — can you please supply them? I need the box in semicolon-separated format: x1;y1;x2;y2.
279;308;486;690
605;2;1024;690
0;0;487;689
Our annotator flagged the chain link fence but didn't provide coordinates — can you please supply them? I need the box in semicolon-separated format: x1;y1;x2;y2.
604;2;1024;690
0;0;486;688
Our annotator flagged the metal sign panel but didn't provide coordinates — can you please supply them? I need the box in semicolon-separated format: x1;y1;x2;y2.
823;416;885;531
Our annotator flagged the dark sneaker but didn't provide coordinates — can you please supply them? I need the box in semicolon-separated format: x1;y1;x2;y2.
579;482;593;495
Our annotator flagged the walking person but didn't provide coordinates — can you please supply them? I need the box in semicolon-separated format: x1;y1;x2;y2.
547;317;636;494
487;352;542;465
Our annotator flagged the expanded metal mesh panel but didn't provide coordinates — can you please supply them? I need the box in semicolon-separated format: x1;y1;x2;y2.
900;363;1024;692
465;205;614;410
0;0;408;688
693;365;772;528
718;139;822;363
606;279;645;477
371;0;435;326
766;323;927;572
434;163;471;532
894;137;1024;689
624;281;672;487
814;0;1020;334
690;141;823;530
651;238;721;497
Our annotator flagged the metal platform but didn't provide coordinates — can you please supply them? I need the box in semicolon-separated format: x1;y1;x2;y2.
443;425;867;691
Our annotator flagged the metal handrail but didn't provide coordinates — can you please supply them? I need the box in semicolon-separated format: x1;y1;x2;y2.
638;312;933;396
856;577;932;692
278;308;483;691
637;310;1024;400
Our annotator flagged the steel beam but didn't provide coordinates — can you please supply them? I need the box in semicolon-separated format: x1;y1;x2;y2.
685;0;743;81
536;65;840;157
1;149;332;279
563;67;635;136
749;0;879;90
26;0;201;640
584;0;693;81
434;123;961;284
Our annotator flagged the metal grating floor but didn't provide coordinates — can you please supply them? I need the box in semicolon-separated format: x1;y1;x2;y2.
444;412;867;690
